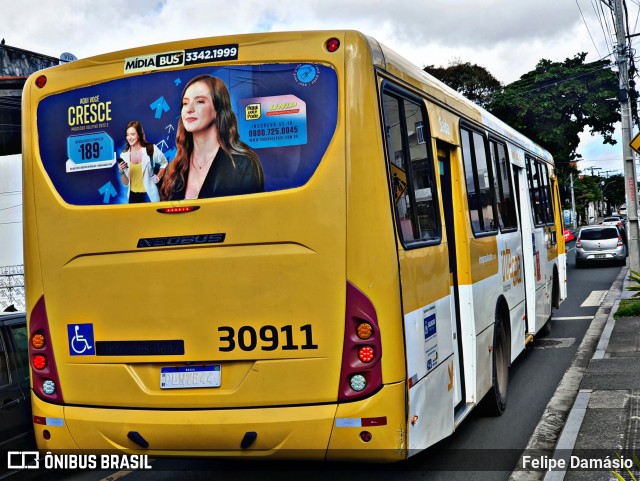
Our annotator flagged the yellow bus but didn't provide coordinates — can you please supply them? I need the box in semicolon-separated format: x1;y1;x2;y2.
22;30;566;461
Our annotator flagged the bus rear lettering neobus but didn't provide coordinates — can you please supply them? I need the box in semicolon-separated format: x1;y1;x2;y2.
22;30;566;461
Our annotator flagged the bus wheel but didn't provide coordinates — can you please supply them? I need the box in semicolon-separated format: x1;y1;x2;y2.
482;313;509;416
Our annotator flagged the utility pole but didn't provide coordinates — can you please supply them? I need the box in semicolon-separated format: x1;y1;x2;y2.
612;0;640;271
570;173;577;229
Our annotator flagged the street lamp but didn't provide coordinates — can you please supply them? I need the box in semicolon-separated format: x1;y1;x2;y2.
600;180;620;216
600;181;609;216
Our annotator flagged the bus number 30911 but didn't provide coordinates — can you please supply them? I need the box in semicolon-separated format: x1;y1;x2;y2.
217;324;318;352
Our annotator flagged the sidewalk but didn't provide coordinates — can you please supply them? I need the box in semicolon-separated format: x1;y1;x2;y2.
511;266;640;481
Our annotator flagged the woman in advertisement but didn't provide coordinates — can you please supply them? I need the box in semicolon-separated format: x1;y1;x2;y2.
118;120;168;203
160;74;264;200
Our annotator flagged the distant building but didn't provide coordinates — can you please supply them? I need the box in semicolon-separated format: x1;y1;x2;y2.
0;42;60;155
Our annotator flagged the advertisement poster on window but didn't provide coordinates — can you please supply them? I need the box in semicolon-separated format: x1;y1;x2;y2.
37;63;338;205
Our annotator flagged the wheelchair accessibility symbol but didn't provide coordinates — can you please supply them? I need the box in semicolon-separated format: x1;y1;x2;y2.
67;324;95;356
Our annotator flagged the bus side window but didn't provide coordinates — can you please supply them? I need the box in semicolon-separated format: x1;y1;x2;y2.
461;126;497;235
526;156;545;226
382;90;439;245
540;164;555;225
489;139;518;231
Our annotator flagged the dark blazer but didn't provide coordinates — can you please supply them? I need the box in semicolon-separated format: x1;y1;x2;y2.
168;148;263;200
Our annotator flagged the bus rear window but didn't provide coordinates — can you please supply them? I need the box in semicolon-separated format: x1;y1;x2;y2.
36;63;338;205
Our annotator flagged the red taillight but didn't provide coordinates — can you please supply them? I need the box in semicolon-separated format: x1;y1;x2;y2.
33;415;46;425
35;75;47;88
618;236;623;246
325;37;341;52
576;240;582;248
156;206;200;214
358;346;375;363
32;354;47;370
338;282;383;402
29;296;64;403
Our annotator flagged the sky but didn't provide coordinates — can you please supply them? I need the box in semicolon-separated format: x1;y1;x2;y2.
1;0;634;171
0;0;638;265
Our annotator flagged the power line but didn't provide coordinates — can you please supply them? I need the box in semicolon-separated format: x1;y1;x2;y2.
580;0;605;57
497;60;614;97
0;204;21;212
598;0;617;52
577;157;625;161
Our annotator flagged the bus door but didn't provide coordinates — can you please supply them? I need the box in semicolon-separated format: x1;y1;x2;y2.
514;164;536;335
381;86;456;450
437;141;463;408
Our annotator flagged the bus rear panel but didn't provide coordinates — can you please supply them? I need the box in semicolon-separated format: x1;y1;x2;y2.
23;31;408;461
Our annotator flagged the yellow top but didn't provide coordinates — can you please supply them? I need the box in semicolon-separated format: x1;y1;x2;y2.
129;162;145;193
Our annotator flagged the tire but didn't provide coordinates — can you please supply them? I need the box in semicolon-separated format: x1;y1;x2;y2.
481;313;509;416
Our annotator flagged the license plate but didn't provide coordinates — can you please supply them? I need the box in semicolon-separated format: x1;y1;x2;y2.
594;254;607;259
160;365;221;389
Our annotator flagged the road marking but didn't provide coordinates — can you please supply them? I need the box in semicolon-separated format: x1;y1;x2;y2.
580;290;608;307
552;316;593;320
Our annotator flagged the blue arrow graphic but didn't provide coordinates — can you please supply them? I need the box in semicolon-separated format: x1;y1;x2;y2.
150;96;170;119
99;181;117;203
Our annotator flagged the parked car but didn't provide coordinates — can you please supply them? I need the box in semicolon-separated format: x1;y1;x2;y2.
601;215;624;227
575;225;627;268
602;215;628;240
563;228;575;242
0;312;34;450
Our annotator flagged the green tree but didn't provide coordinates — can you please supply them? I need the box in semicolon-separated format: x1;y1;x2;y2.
574;175;602;225
600;174;626;214
424;60;502;108
487;53;619;184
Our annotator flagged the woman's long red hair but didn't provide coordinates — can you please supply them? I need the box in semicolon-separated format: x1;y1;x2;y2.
160;74;262;200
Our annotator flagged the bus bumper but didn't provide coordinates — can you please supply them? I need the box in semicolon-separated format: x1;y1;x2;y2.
31;382;407;461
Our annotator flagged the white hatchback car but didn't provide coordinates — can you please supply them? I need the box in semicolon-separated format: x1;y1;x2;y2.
601;216;623;227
